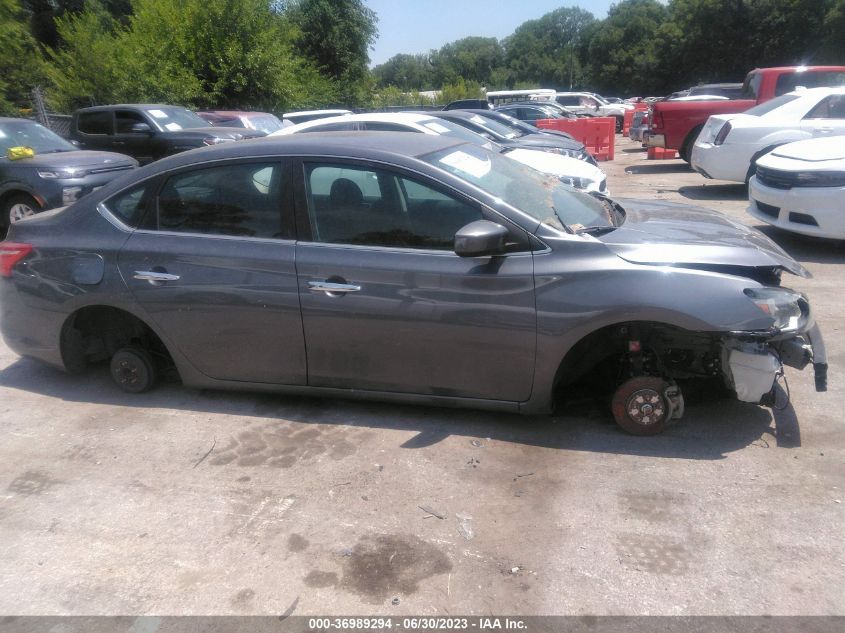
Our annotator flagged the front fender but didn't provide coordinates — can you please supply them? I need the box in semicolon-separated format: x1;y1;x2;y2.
526;250;772;411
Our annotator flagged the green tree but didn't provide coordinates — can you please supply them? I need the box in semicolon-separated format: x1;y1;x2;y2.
0;0;46;115
287;0;378;105
429;36;505;87
503;7;596;88
583;0;668;95
439;78;484;104
746;0;832;66
48;0;337;112
46;5;128;111
372;53;435;91
818;0;845;62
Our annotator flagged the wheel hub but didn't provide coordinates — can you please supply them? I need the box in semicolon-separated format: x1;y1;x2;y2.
626;388;665;426
9;203;35;224
115;360;139;385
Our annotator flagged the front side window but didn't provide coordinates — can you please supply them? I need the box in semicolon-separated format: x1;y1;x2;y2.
304;163;483;249
155;162;287;238
115;110;149;134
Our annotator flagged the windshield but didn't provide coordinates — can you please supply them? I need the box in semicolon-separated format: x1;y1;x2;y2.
421;143;616;232
476;112;531;137
462;114;517;139
419;118;495;147
143;107;210;131
0;119;76;155
248;115;284;134
744;94;801;116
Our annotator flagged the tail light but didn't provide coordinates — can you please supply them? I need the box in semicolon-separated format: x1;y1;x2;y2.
714;122;732;145
0;242;33;277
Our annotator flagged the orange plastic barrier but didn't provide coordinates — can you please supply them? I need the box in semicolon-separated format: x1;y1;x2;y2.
647;147;678;160
536;117;616;161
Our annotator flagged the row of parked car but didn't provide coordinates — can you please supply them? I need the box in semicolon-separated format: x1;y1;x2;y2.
0;100;612;230
0;92;828;435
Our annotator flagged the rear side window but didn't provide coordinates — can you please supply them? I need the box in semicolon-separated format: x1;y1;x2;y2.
104;182;154;228
155;162;289;239
805;95;845;119
77;111;112;135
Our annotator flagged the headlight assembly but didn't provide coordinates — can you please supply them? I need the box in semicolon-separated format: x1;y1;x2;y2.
744;287;807;332
38;168;82;179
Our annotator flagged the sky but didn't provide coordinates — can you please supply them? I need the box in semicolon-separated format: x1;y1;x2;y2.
364;0;616;67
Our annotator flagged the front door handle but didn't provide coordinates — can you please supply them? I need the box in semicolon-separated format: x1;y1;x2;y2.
134;270;180;283
308;280;361;295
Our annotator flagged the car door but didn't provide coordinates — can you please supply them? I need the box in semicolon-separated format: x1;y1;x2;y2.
293;160;537;402
116;158;307;385
801;94;845;138
113;109;157;163
74;110;115;151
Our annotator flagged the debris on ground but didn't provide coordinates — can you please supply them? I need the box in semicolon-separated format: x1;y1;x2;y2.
419;505;446;519
456;513;474;540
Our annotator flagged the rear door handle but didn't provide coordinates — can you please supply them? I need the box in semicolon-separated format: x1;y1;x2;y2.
308;280;361;295
134;270;180;283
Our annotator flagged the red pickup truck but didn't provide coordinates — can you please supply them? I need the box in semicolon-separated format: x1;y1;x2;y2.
648;66;845;161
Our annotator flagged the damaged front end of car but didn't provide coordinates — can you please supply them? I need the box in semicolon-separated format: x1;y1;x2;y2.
601;284;827;435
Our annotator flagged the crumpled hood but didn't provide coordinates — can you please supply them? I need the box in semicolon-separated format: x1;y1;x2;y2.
599;199;810;278
15;150;136;170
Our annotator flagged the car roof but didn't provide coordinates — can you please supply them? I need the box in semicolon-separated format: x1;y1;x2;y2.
197;110;275;118
786;86;845;97
278;111;438;134
135;132;466;171
0;117;43;124
75;104;188;112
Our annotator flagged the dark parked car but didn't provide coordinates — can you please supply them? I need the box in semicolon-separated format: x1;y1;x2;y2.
468;109;577;142
0;133;826;435
494;103;575;127
0;117;137;230
426;110;596;164
196;110;285;135
442;99;491;111
69;104;265;165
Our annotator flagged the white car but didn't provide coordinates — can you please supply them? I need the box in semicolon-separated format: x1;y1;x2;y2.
691;87;845;183
271;112;609;194
554;92;633;131
748;136;845;239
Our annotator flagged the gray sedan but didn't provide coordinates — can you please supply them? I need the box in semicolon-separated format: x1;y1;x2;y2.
0;133;826;434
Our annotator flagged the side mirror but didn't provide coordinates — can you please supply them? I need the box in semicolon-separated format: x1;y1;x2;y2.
454;220;509;257
130;122;153;134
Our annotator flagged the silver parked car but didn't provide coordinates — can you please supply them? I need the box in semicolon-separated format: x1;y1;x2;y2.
0;133;826;435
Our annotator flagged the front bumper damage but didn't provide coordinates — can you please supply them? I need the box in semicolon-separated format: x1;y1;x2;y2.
723;323;827;405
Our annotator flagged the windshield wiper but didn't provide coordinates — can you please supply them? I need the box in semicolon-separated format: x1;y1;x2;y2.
575;225;616;236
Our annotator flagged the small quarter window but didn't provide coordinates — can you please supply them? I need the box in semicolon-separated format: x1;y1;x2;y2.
104;182;153;228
